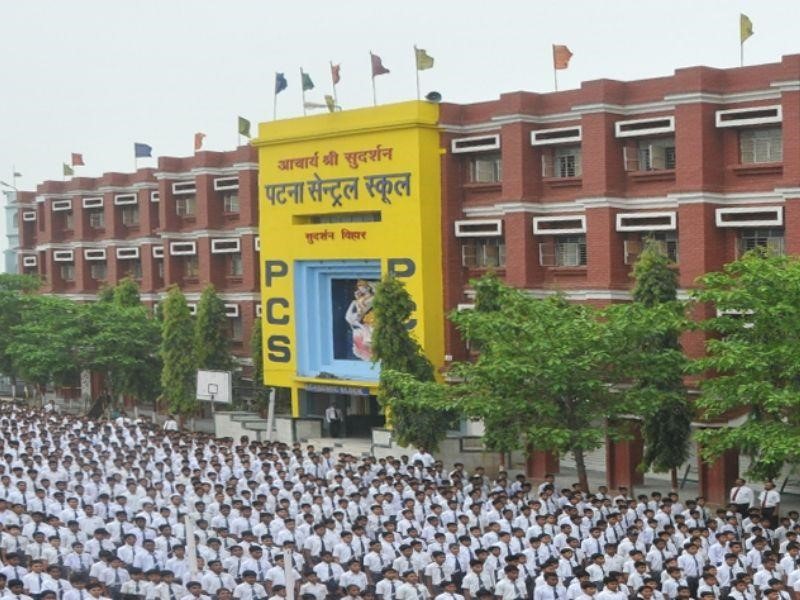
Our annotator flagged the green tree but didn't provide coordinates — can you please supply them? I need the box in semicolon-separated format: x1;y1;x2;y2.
449;280;621;490
113;277;141;307
372;276;455;450
7;295;86;396
0;274;40;399
692;251;800;480
194;285;235;372
625;240;691;489
160;286;197;419
83;279;161;405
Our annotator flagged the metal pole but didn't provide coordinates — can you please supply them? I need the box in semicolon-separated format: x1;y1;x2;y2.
414;45;421;100
266;388;276;442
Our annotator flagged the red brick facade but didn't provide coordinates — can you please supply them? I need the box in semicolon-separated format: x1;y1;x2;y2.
14;147;260;360
439;54;800;501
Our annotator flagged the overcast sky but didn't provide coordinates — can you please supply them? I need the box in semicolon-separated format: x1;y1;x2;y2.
1;0;799;265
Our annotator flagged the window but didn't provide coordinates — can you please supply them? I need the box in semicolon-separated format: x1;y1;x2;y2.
624;231;679;265
228;254;243;276
157;261;164;279
222;192;240;213
461;238;506;268
9;211;17;231
542;146;582;178
556;235;587;266
469;153;502;183
229;317;243;342
738;228;785;256
121;205;139;226
176;196;196;217
89;210;105;229
63;211;74;231
540;236;587;267
124;260;142;280
60;264;75;282
740;127;782;164
183;255;199;278
624;138;676;171
90;263;107;281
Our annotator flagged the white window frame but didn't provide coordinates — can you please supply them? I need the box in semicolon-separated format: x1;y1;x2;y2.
615;211;677;232
224;303;240;318
114;193;138;205
52;199;72;212
22;210;36;221
615;116;675;138
454;219;503;238
116;247;140;260
172;181;197;195
82;197;104;209
715;206;783;228
255;303;262;318
533;215;587;235
187;303;197;316
214;176;240;191
211;238;241;254
451;134;500;154
84;248;107;261
152;245;165;258
53;250;74;262
170;241;197;256
22;256;37;267
254;236;260;252
716;105;782;128
531;126;582;146
150;191;160;203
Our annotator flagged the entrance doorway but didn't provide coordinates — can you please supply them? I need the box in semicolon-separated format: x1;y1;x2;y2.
301;390;385;437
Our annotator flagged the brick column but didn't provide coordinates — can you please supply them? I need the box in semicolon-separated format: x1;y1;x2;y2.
781;90;800;187
586;206;625;289
606;420;645;491
504;212;540;288
698;444;739;505
196;174;214;229
140;244;157;293
785;197;800;255
526;447;560;479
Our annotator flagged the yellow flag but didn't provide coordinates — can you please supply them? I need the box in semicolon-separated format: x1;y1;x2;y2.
740;13;754;43
415;47;434;71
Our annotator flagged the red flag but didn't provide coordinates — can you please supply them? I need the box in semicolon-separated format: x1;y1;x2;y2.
552;45;573;70
370;53;390;77
331;63;341;85
194;132;206;151
71;153;84;167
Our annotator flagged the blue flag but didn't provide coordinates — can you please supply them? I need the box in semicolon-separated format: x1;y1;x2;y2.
275;72;288;95
134;143;152;158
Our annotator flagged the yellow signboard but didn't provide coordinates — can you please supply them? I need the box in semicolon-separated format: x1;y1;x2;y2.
252;101;444;416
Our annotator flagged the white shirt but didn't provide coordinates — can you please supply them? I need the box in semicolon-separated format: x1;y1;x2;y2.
729;486;754;506
759;489;780;509
495;578;527;600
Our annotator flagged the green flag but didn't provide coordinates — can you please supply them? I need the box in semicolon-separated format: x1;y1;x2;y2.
415;47;434;71
238;116;251;138
302;71;315;92
63;163;74;177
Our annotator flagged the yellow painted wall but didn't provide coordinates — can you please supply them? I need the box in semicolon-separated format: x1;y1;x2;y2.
252;101;443;416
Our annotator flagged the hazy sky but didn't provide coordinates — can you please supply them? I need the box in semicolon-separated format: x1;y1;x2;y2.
1;0;799;264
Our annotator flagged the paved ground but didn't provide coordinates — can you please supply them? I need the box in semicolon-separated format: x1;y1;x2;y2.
308;436;800;512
